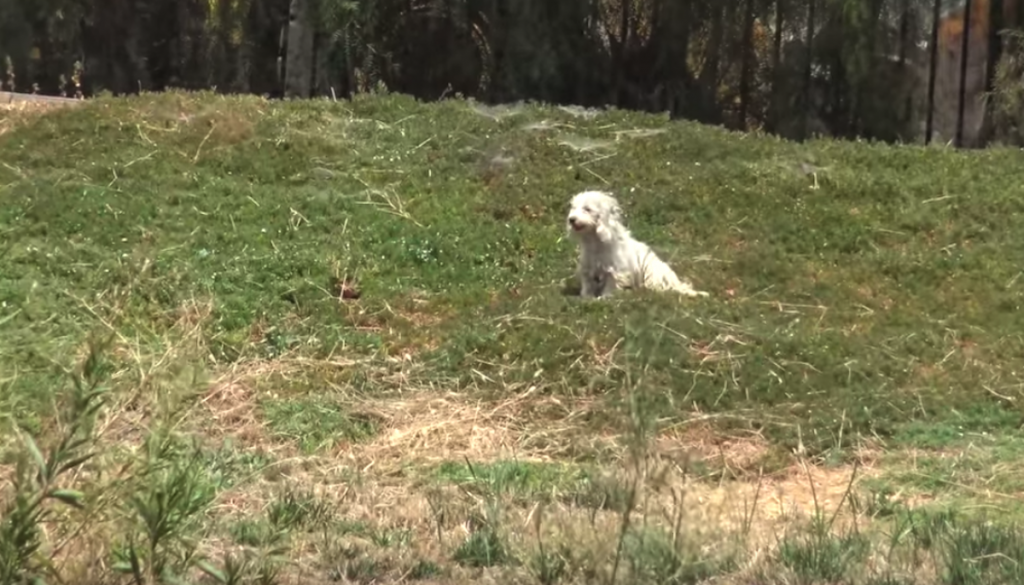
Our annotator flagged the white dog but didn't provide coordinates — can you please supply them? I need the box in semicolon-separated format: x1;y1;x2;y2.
566;190;708;299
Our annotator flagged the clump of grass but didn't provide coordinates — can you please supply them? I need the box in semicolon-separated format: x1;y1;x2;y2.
777;523;872;583
435;459;592;503
624;526;730;584
453;527;510;568
261;397;378;453
229;486;333;550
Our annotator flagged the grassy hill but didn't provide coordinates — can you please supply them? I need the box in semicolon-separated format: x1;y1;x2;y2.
2;90;1024;584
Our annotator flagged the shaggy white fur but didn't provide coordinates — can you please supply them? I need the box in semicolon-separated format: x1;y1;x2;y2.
566;190;709;299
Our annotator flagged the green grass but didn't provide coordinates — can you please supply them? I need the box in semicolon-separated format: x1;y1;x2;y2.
3;90;1024;583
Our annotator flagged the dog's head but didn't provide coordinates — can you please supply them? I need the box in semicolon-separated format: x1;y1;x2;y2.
566;190;624;242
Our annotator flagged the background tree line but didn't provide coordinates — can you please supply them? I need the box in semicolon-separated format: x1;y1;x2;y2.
2;0;1024;146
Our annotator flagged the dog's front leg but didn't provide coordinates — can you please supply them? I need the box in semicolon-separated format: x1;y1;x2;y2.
580;273;599;298
588;270;617;299
580;268;610;298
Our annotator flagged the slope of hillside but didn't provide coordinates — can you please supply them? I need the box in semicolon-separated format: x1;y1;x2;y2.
2;91;1024;584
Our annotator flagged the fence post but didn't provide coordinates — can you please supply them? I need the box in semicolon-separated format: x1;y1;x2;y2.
926;0;941;144
956;0;974;147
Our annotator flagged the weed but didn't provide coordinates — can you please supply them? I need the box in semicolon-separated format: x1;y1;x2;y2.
407;559;442;580
198;548;284;585
453;528;510;568
112;434;222;583
938;515;1024;585
266;487;334;531
777;527;872;583
625;527;728;584
0;343;107;583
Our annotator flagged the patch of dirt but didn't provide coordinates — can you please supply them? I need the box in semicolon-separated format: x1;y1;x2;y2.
325;390;878;538
657;423;772;472
647;424;880;537
396;302;445;329
343;392;561;469
198;367;274;449
760;462;874;521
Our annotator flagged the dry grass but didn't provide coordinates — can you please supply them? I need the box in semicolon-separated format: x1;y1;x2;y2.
171;382;875;583
0;291;986;583
0;93;82;137
0;324;880;583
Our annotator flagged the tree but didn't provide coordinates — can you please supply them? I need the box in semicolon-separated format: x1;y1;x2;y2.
284;0;315;97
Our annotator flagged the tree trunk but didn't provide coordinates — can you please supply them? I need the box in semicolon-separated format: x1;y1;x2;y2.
739;0;756;130
801;0;815;141
699;1;724;91
284;0;315;98
980;0;1005;145
613;0;633;105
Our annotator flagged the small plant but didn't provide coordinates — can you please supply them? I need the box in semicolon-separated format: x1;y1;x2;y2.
449;461;514;569
342;556;382;582
776;461;867;583
111;434;220;583
406;559;441;580
777;526;871;583
530;547;570;585
370;527;411;548
529;502;571;585
230;518;277;548
940;516;1024;585
624;527;726;585
0;343;108;584
224;488;333;581
266;487;334;532
198;551;257;585
453;527;509;568
199;547;286;585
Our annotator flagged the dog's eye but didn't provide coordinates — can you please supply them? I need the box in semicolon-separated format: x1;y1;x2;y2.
583;206;592;213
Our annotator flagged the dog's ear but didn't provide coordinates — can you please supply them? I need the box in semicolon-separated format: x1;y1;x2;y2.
594;196;622;242
605;197;623;224
595;194;623;227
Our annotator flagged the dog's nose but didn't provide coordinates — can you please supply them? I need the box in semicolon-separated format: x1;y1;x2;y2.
568;216;578;226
